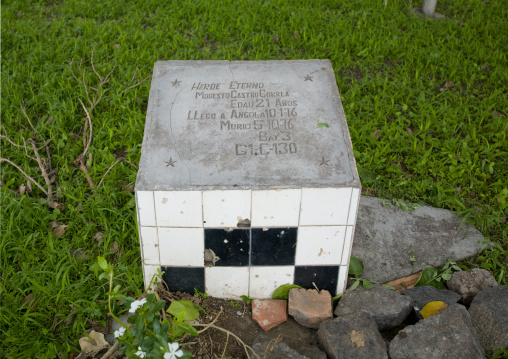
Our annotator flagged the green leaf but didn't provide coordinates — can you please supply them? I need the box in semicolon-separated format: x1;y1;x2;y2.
415;268;443;289
167;300;200;321
148;300;166;315
271;284;302;300
441;272;452;281
97;256;108;271
362;280;373;289
175;322;199;336
350;279;360;291
349;255;364;277
121;197;136;211
332;293;344;301
240;295;253;304
317;121;330;128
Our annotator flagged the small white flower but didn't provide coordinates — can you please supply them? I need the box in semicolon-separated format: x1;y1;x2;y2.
113;327;126;338
163;342;184;359
129;298;147;313
135;346;146;358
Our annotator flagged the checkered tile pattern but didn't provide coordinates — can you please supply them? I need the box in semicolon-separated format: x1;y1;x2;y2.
137;187;360;299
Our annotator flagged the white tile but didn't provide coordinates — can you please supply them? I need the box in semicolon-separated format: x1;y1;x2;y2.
140;226;160;265
143;265;161;291
154;191;203;227
336;265;348;294
205;267;249;299
136;191;156;227
347;188;361;225
295;226;346;265
341;226;355;265
249;266;295;299
251;189;301;227
299;188;352;226
158;228;204;266
203;190;251;228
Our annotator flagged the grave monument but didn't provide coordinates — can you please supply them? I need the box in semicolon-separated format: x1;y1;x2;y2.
135;60;360;299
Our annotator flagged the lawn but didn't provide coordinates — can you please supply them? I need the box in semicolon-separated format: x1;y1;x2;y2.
1;0;507;358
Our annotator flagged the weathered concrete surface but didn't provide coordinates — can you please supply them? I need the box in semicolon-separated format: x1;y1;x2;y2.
352;196;485;283
137;60;360;191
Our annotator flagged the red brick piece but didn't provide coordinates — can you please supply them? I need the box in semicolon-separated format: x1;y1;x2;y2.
252;299;288;331
288;288;332;329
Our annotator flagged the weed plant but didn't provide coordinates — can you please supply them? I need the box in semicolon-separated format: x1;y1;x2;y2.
1;0;507;357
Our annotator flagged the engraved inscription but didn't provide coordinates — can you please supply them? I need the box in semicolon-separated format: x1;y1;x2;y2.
186;80;303;156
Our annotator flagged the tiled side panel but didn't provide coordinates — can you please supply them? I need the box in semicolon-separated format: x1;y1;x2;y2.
139;187;360;299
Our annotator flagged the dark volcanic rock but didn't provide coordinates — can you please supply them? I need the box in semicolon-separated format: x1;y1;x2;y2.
334;285;413;330
403;285;461;309
295;346;327;359
352;196;485;283
447;268;498;305
389;304;485;359
469;285;508;351
252;334;309;359
318;312;388;359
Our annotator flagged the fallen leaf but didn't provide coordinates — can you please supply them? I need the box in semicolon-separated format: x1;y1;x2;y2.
492;109;502;118
65;314;74;326
113;44;120;48
420;301;448;319
22;293;36;308
50;221;60;229
444;81;454;88
271;34;279;43
53;224;68;237
70;249;89;260
122;183;135;193
406;127;413;135
26;180;32;193
293;30;299;41
110;241;119;253
373;129;381;140
78;330;110;356
49;201;65;211
93;232;104;243
19;184;26;194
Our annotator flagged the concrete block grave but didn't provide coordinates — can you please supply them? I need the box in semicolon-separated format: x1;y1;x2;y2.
135;60;360;298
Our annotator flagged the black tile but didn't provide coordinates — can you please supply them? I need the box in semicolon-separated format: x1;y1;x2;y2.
251;227;297;266
294;266;339;295
204;229;250;266
161;266;205;293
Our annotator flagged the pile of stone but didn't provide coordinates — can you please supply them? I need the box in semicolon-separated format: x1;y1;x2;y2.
251;268;507;358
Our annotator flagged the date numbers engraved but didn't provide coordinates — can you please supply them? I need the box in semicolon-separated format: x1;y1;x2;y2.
235;142;297;156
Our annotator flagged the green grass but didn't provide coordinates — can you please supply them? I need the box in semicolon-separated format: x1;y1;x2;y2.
1;0;507;357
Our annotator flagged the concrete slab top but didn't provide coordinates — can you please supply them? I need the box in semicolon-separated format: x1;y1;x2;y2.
136;60;360;191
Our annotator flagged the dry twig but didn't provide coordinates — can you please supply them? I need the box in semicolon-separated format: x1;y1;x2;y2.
99;341;119;359
0;158;48;195
1;105;55;200
192;322;260;359
97;158;138;188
